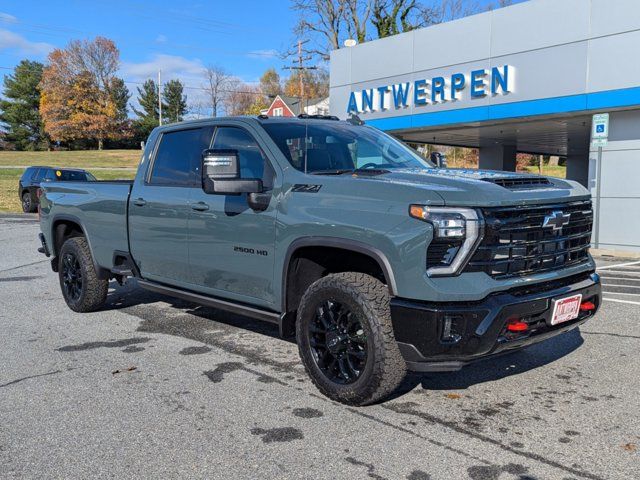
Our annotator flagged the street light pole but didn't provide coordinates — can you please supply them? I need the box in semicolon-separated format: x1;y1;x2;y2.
158;70;162;126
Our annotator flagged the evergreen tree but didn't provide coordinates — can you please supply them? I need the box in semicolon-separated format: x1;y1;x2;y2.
132;79;160;139
0;60;48;150
109;77;130;121
162;79;187;123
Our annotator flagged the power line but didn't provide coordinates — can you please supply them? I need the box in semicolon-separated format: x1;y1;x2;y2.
0;17;282;59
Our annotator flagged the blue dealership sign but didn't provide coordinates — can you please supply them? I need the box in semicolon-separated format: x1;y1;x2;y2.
347;65;513;114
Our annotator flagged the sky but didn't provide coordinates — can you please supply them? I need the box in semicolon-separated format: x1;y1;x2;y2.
0;0;516;110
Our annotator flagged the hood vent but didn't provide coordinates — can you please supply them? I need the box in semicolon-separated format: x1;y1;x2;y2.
483;176;551;189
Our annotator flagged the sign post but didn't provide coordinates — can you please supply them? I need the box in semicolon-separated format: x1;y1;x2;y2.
591;113;609;249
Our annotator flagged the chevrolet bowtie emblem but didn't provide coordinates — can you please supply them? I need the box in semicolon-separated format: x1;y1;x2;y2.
542;211;571;230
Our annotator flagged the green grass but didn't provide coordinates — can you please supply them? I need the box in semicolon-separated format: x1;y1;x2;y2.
522;165;567;178
0;149;141;168
2;168;136;213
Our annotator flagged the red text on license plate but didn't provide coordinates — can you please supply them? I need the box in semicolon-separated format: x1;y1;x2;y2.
550;294;582;326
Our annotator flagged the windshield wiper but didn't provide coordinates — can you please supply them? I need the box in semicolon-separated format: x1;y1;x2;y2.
309;168;391;176
309;169;354;175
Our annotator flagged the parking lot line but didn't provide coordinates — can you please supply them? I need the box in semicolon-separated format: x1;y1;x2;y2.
603;297;640;306
597;260;640;270
598;276;640;282
603;290;640;297
596;269;640;276
600;283;640;289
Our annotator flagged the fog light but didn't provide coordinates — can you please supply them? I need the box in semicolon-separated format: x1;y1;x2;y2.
506;320;528;332
441;315;462;343
580;301;596;312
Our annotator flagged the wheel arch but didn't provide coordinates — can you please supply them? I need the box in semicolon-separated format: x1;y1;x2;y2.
281;237;398;314
50;214;110;280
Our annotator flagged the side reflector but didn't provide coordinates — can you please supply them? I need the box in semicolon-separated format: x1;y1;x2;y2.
580;301;596;311
506;321;528;332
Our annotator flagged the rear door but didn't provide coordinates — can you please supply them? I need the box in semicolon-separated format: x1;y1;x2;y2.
128;126;214;287
188;125;279;307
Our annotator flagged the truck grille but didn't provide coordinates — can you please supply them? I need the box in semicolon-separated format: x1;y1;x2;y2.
465;200;593;279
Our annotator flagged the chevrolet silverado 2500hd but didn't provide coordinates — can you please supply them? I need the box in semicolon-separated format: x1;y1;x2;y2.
38;116;601;405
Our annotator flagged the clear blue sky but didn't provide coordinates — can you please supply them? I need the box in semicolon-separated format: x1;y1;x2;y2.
0;0;520;108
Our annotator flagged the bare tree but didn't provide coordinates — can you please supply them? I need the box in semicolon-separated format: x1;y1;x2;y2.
290;0;490;61
344;0;372;44
202;65;232;117
292;0;347;60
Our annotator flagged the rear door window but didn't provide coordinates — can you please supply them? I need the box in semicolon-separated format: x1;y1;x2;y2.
150;127;215;186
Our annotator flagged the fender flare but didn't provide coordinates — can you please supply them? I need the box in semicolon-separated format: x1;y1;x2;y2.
50;214;110;280
281;236;398;312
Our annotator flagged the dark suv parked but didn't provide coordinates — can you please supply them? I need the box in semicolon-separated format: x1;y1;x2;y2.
19;166;96;213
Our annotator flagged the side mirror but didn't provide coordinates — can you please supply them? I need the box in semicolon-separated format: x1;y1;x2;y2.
202;149;263;195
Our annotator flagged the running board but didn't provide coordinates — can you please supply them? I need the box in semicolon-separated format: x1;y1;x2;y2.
137;280;281;324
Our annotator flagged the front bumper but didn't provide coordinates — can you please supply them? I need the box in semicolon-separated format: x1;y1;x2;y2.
391;272;601;372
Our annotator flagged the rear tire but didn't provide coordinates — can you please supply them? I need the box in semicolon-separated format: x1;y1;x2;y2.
58;237;108;312
296;272;407;406
22;192;35;213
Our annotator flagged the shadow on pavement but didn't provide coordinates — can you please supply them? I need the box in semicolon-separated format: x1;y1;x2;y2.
103;280;585;400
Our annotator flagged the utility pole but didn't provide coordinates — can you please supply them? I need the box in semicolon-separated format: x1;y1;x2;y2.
284;39;317;114
158;70;162;126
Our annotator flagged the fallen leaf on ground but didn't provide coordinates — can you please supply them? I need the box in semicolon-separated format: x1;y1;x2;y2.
622;443;636;452
112;366;137;375
446;393;462;399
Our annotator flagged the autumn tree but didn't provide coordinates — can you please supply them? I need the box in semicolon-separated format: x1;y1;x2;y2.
284;69;329;100
224;81;269;116
0;60;49;150
163;79;187;123
260;68;282;99
40;37;129;149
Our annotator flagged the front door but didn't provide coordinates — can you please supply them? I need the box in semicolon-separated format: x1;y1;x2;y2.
188;126;278;308
129;126;214;287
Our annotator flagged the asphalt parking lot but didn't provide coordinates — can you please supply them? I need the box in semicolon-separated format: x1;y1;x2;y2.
1;214;638;479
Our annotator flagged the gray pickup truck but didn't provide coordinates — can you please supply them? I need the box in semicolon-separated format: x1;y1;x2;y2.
38;115;601;405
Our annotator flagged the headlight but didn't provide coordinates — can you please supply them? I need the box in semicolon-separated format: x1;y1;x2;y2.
410;206;483;276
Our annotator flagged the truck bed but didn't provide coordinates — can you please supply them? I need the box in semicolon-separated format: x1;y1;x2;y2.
40;180;133;271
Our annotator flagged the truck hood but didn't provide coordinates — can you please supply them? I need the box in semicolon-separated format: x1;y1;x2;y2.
356;168;590;207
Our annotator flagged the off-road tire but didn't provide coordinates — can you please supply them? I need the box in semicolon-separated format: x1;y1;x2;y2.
58;237;108;312
296;272;407;406
22;192;36;213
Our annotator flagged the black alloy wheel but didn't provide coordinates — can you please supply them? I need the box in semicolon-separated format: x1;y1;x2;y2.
308;299;368;384
22;193;32;213
61;252;83;302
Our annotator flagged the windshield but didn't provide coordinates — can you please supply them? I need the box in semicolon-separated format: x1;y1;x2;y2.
262;121;434;174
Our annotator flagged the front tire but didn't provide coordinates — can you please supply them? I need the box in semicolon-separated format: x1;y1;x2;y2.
22;192;35;213
296;272;407;406
58;237;108;312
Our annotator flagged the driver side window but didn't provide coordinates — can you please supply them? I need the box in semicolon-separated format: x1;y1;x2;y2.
212;127;266;180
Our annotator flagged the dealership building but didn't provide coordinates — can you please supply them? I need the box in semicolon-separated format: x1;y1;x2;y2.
329;0;640;253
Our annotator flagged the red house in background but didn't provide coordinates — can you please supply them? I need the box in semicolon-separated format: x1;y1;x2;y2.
263;95;330;117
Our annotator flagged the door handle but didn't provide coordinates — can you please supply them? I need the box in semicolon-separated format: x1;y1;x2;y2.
133;198;146;207
191;202;209;211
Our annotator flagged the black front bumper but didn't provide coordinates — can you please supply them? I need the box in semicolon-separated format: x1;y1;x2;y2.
391;272;601;372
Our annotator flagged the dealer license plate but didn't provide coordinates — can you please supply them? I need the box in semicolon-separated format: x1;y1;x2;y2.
550;294;582;326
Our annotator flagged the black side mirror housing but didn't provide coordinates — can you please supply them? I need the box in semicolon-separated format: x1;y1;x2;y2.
202;149;263;195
